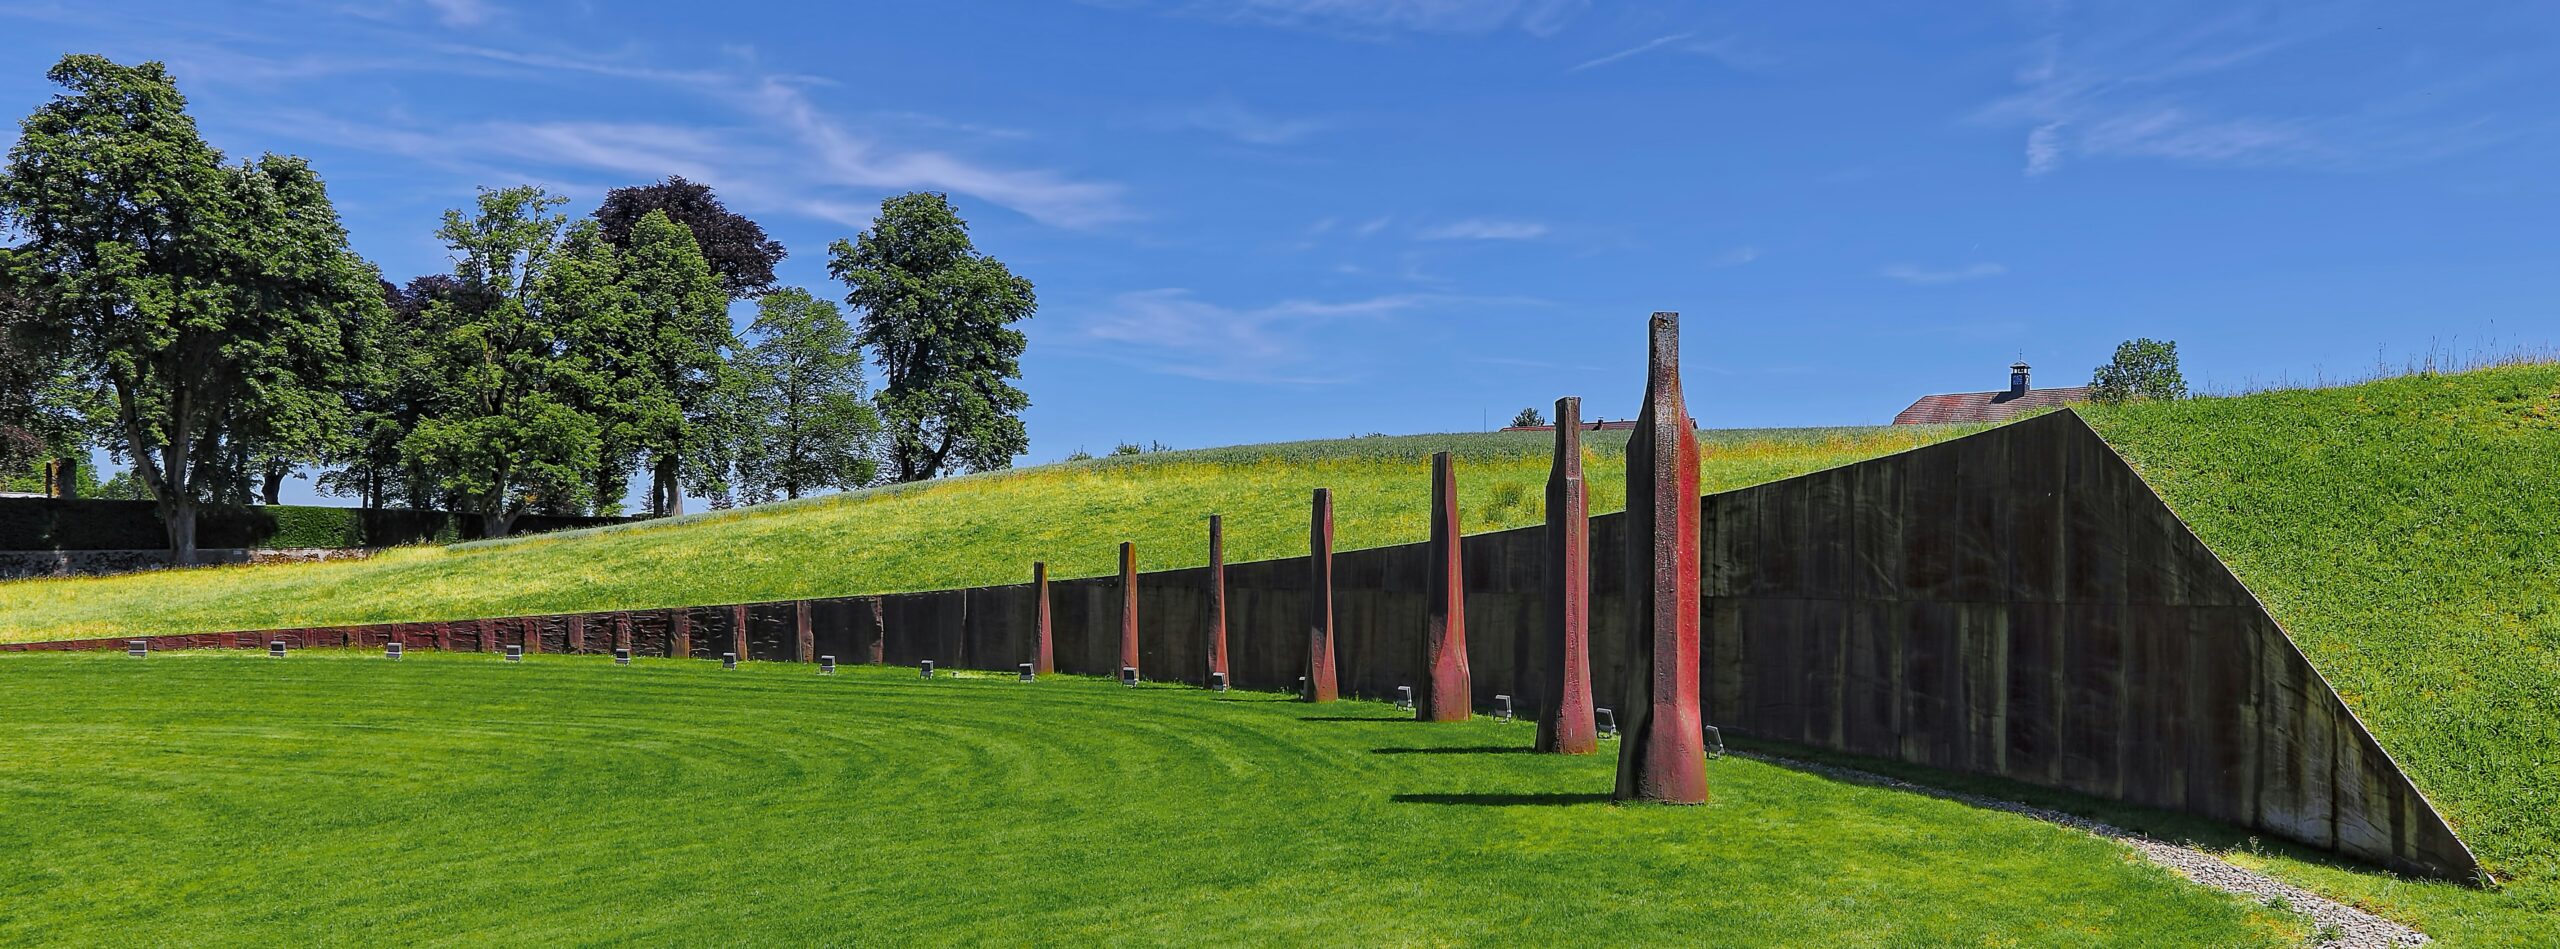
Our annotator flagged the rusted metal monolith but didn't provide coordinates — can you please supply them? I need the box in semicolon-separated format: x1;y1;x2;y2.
1421;452;1471;721
1306;488;1340;702
731;604;750;661
671;609;693;658
794;600;814;662
1538;396;1599;754
1119;542;1141;679
1206;515;1229;686
1031;561;1055;675
567;615;587;654
1615;312;1708;804
613;612;633;653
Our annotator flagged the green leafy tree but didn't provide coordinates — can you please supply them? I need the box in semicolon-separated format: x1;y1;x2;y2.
1511;407;1545;428
400;186;610;536
606;209;733;517
732;288;878;502
219;155;385;505
2;55;378;560
827;192;1035;483
0;253;82;479
2090;338;2189;404
319;276;463;509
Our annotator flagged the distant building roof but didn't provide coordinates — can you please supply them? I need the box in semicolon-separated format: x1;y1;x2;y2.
1893;361;2090;425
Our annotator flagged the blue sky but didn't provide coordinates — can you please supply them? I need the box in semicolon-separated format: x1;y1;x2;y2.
6;1;2556;504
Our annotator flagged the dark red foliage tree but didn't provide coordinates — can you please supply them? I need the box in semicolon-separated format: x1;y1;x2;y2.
593;176;786;299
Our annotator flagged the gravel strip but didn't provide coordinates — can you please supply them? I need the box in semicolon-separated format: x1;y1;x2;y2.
1737;750;2427;948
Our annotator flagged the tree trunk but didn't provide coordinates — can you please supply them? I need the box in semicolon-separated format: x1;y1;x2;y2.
481;510;509;538
655;455;683;517
260;463;286;505
166;498;198;566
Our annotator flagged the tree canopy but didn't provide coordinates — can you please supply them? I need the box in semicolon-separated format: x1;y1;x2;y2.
2090;338;2189;404
595;176;786;299
732;288;879;502
828;192;1035;483
1;55;380;559
398;186;610;535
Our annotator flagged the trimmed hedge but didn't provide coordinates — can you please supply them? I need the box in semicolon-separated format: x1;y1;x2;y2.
0;498;626;551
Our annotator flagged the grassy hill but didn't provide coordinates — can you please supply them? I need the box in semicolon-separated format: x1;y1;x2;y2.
0;651;2299;945
0;425;1974;643
2080;363;2560;934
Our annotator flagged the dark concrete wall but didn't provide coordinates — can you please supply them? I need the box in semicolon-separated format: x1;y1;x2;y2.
0;411;2478;881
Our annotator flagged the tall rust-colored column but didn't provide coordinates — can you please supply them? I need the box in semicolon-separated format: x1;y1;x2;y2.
671;609;693;658
865;597;887;664
1032;562;1055;675
1205;515;1229;686
1615;312;1708;804
1306;488;1340;702
1537;396;1598;754
794;601;814;662
567;615;587;654
477;618;498;652
1119;542;1141;678
1421;452;1471;721
614;612;633;652
731;604;750;660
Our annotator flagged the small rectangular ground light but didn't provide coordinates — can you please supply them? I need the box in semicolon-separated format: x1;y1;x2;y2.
1596;708;1618;739
1210;672;1227;692
506;644;523;663
920;660;934;678
1703;725;1725;759
1394;685;1413;710
269;640;287;659
386;642;403;660
820;655;836;675
1018;662;1035;682
1493;694;1513;723
722;652;737;669
1120;666;1138;687
127;640;147;658
614;647;631;665
1297;676;1309;699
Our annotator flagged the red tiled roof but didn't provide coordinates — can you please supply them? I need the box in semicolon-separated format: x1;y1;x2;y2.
1892;386;2092;425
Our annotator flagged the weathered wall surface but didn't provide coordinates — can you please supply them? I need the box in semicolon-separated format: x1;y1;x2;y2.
0;411;2479;881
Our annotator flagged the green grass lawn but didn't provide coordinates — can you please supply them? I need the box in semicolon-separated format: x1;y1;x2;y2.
0;425;1977;642
0;651;2301;946
2084;362;2560;939
6;366;2557;941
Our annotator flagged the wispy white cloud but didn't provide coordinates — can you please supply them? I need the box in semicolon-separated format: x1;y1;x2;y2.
1566;32;1761;73
1707;245;1759;268
1879;262;2007;285
419;0;492;28
1160;99;1327;145
1418;218;1547;241
1570;32;1694;72
1978;8;2515;176
1075;289;1473;383
2023;122;2065;175
1112;0;1589;38
225;43;1131;229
